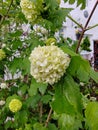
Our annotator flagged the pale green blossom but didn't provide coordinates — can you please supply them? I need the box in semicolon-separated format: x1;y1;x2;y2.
9;99;22;113
29;45;70;85
20;0;43;22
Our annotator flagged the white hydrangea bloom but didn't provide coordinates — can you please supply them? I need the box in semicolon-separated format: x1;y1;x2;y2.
20;0;43;22
0;83;8;89
29;45;70;85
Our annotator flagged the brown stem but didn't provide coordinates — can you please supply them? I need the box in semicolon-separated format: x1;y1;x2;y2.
75;0;98;53
45;108;52;127
0;0;13;27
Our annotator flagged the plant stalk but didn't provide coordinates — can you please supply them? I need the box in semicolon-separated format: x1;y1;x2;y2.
67;15;83;29
85;24;98;31
76;0;98;53
45;108;52;127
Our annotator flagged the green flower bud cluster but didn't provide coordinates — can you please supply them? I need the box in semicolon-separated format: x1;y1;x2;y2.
20;0;43;22
9;99;22;113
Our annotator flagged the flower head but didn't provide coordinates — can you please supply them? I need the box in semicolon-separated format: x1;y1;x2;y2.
9;99;22;113
0;49;6;61
29;45;70;85
20;0;43;22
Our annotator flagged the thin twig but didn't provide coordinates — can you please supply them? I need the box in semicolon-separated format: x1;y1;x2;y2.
67;15;83;29
45;108;52;127
85;24;98;31
75;0;98;53
0;0;13;27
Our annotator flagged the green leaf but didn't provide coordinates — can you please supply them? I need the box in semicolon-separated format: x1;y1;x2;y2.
58;113;82;130
60;46;77;56
77;65;90;82
15;110;28;125
28;78;39;96
24;124;32;130
64;0;86;9
41;95;52;104
51;80;75;115
90;68;98;83
50;8;71;29
85;102;98;130
45;0;58;10
69;0;75;4
33;123;48;130
48;123;58;130
38;83;48;95
19;84;27;95
22;58;30;74
25;94;41;108
77;0;86;9
11;39;22;50
67;56;91;82
9;30;22;37
9;58;23;74
28;78;48;96
63;75;83;113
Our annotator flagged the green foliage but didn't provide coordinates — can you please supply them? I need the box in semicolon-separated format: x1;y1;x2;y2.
28;78;48;96
64;0;86;9
85;102;98;130
81;36;91;52
58;113;82;130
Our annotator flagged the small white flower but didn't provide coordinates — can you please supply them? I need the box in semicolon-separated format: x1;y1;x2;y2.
33;25;48;36
2;44;6;48
0;83;8;89
80;82;85;86
0;100;5;106
5;117;14;123
17;91;22;96
90;97;96;101
29;45;71;85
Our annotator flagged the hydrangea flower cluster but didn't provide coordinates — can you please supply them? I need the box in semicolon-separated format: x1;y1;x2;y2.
29;45;70;85
20;0;43;22
0;49;6;61
9;99;22;113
